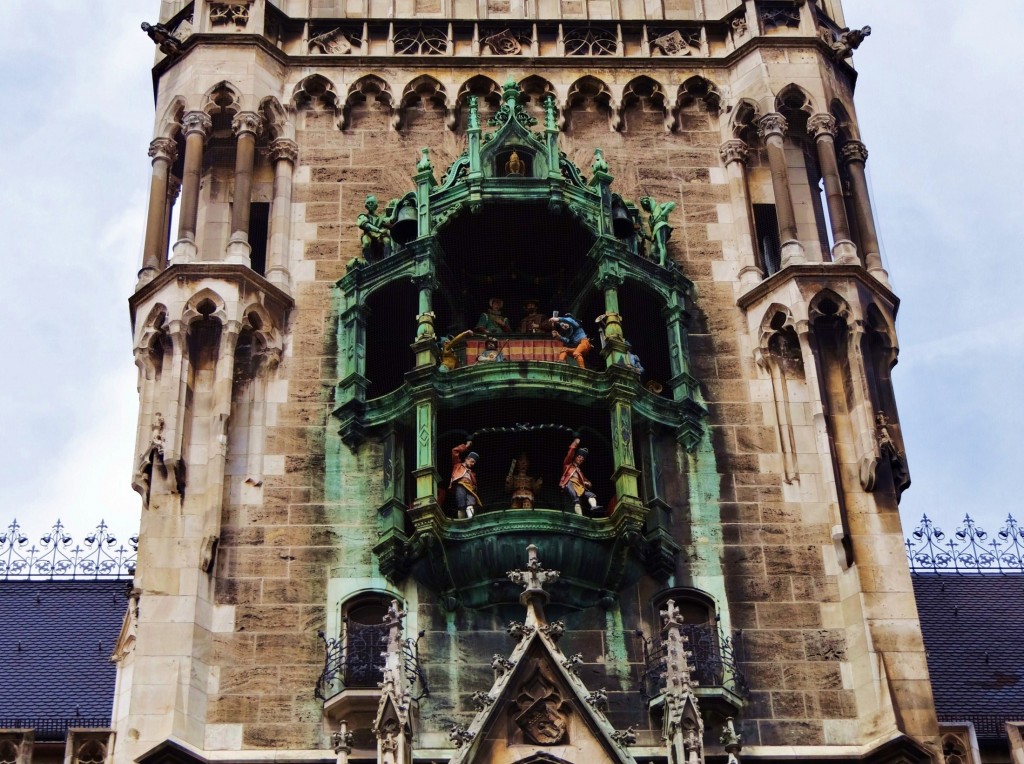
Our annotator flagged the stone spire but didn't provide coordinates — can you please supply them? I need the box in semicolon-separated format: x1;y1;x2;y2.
373;599;413;764
660;599;704;764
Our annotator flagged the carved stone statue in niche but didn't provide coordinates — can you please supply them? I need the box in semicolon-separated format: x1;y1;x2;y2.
513;665;570;745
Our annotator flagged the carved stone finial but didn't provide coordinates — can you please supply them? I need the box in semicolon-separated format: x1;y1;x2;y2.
585;688;609;711
561;653;583;676
541;620;565;641
591;148;609;175
543;94;559;132
232;111;264;138
269;138;299;164
720;717;742;764
449;725;475;748
660;598;686;630
610;726;637;747
807;113;838;139
718;139;749;166
467;95;480;131
332;722;354;755
841;140;869;164
472;691;495;710
757;113;788;140
491;653;515;679
148;137;178;165
181;111;213;139
507;621;534;640
507;544;560;596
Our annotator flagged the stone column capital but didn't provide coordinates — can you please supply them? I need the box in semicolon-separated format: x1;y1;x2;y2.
757;112;788;140
841;140;869;164
231;110;264;138
269;137;298;164
148;137;178;164
807;113;838;139
167;176;182;202
719;139;750;165
181;111;213;139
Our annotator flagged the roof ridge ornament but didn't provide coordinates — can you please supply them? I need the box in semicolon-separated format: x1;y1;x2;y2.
488;78;538;129
507;544;560;628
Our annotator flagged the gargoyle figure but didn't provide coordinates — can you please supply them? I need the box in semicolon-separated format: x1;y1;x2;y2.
822;25;871;60
141;22;181;57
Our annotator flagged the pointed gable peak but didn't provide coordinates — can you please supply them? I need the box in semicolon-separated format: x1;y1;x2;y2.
450;545;637;764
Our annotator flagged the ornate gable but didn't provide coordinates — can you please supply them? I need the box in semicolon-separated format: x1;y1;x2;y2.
449;545;635;764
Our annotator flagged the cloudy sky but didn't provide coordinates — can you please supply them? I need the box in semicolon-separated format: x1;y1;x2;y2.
0;1;1020;547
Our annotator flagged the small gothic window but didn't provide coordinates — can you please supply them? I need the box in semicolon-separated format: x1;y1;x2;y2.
942;733;969;764
75;739;107;764
342;595;393;688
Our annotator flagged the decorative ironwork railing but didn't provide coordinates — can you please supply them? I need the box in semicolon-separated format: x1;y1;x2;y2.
636;624;748;701
906;514;1024;574
316;621;429;702
0;519;138;580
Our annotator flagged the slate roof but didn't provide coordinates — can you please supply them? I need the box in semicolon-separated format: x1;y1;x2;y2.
0;579;127;739
912;573;1024;740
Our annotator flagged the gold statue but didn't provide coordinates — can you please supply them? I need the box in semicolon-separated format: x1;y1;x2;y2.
505;150;525;176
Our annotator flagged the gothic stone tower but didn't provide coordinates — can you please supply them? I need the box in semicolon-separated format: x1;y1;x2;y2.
115;1;938;763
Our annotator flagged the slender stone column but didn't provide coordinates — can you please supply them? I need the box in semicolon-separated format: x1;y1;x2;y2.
139;138;178;283
808;114;858;264
266;138;297;290
226;111;263;264
162;178;181;267
842;141;889;284
172;111;212;263
719;139;761;287
757;113;805;266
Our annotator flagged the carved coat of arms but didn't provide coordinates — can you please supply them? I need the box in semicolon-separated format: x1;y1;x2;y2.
513;668;570;745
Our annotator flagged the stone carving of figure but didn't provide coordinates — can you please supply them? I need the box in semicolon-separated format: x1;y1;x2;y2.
518;299;545;334
551;314;591;368
450;442;481;519
559;438;597;515
357;194;392;262
823;25;871;60
475;297;512;335
506;453;543;509
639;195;676;268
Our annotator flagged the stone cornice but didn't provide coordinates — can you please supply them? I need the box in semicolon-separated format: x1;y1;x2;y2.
736;263;899;313
129;263;294;331
151;30;861;85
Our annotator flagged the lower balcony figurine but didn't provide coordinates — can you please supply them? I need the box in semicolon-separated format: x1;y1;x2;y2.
559;437;598;516
476;336;505;363
506;452;543;509
450;441;481;519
